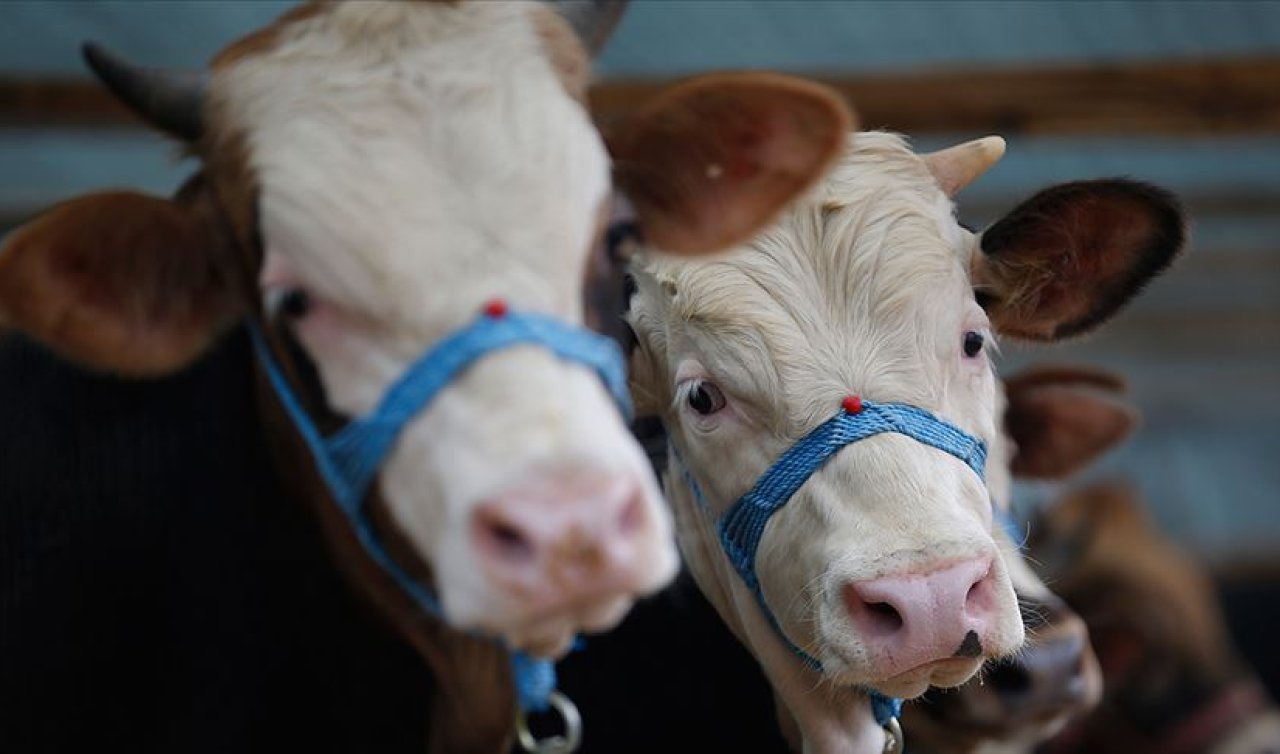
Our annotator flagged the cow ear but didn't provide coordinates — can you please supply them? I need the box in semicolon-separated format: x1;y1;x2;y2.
0;184;243;376
1004;364;1139;479
974;179;1186;340
608;72;853;255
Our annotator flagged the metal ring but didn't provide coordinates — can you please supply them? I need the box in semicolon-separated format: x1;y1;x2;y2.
882;717;904;754
514;691;583;754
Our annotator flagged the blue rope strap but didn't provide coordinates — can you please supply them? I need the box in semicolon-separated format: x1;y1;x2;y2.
677;397;988;728
248;305;632;712
719;400;986;604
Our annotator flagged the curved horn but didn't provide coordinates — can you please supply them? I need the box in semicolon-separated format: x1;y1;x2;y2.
82;42;206;142
549;0;630;57
924;136;1006;197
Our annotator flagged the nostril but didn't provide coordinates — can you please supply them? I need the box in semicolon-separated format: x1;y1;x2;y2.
866;601;904;635
843;582;906;639
987;658;1032;694
965;563;996;616
474;510;536;565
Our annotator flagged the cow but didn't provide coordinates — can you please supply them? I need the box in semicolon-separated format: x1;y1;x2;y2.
0;2;853;751
1031;481;1280;754
624;131;1186;753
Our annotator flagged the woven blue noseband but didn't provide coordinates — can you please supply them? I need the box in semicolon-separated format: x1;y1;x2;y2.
678;397;989;727
249;304;632;712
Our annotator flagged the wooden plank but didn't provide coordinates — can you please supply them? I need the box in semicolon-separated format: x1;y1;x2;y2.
0;79;134;128
591;56;1280;136
4;56;1280;135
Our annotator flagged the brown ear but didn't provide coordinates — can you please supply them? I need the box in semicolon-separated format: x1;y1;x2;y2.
1004;364;1139;479
0;183;243;376
974;179;1186;340
608;71;853;255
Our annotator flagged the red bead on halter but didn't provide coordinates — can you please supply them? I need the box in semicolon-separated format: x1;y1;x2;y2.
483;298;508;319
842;395;863;415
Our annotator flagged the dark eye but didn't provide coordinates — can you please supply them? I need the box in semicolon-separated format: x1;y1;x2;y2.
282;289;311;318
963;330;985;358
686;380;726;416
605;220;642;264
267;284;312;316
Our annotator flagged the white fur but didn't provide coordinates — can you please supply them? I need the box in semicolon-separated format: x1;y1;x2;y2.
630;132;1025;752
212;2;676;652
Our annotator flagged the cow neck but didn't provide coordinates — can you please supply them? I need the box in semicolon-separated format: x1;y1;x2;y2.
248;300;633;753
672;395;992;747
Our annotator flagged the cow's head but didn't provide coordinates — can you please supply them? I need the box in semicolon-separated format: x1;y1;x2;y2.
627;131;1184;745
1030;483;1280;754
904;364;1136;754
0;1;850;657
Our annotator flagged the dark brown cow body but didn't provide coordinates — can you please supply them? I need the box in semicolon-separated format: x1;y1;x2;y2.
1033;483;1280;754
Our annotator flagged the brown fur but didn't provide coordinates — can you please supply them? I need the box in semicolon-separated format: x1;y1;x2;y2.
608;71;854;255
0;185;242;376
251;343;518;754
974;179;1186;341
1031;481;1277;754
211;2;329;70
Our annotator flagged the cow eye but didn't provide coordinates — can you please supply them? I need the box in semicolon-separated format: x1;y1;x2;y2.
962;330;985;358
267;287;312;320
685;380;726;416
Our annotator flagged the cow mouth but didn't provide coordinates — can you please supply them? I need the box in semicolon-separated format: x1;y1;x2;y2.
827;655;986;700
499;593;635;658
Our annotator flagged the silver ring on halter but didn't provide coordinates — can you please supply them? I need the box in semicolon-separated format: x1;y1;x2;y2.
514;690;583;754
882;716;904;754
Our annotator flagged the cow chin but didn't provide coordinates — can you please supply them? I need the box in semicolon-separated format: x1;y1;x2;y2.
850;657;987;701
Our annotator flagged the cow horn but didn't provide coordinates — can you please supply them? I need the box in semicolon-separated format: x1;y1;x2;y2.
82;42;205;142
549;0;630;57
923;136;1006;197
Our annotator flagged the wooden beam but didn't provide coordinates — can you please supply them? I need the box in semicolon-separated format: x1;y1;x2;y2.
3;55;1280;135
592;56;1280;136
0;78;135;128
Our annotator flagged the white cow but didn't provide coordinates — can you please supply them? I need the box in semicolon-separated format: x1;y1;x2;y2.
627;131;1185;753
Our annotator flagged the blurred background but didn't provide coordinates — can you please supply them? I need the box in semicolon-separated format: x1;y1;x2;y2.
2;0;1277;672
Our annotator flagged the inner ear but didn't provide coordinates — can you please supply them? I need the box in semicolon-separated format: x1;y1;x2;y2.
609;72;854;255
0;184;244;376
974;179;1186;341
1005;383;1138;480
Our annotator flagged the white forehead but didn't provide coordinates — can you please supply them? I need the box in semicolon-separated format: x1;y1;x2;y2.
631;132;983;430
212;2;608;327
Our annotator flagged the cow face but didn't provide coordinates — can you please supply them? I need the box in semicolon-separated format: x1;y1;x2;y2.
0;2;850;657
627;131;1183;723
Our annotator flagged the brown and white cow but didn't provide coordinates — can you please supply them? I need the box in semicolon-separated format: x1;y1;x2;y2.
0;2;853;750
626;132;1185;753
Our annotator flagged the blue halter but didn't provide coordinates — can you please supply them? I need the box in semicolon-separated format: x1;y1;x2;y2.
248;301;632;713
676;396;989;728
